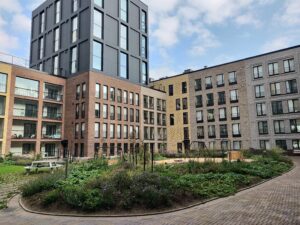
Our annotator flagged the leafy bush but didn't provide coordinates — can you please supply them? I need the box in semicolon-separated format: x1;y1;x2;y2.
0;157;3;163
21;173;64;197
42;189;60;206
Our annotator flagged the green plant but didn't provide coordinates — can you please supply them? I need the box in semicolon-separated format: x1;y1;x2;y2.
42;189;60;206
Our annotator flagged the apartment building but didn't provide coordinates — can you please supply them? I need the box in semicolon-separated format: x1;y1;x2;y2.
0;62;66;158
30;0;149;85
151;46;300;153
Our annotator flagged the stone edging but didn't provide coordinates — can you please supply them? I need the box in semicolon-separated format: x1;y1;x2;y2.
18;164;296;218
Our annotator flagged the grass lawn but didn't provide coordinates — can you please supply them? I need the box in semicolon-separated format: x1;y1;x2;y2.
0;164;25;176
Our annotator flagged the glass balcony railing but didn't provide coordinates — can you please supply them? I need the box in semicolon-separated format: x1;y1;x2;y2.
43;92;63;102
15;87;39;98
13;108;38;118
11;130;36;139
43;112;62;120
42;132;62;139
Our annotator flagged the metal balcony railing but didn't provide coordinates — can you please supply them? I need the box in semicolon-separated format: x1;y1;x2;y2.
15;87;39;98
0;52;29;68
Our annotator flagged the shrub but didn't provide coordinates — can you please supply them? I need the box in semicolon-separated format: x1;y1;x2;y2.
21;173;64;197
42;189;60;206
0;157;3;163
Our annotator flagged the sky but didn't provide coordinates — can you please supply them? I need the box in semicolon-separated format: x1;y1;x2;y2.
0;0;300;80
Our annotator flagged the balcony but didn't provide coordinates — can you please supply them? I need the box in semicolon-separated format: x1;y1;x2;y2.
42;123;62;139
11;122;37;140
44;84;63;102
15;87;39;98
13;108;38;118
43;112;62;120
0;96;5;116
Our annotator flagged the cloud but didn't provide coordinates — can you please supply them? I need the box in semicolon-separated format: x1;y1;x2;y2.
280;0;300;26
0;0;22;13
262;36;293;53
0;30;20;52
11;14;31;32
149;66;179;80
235;13;262;27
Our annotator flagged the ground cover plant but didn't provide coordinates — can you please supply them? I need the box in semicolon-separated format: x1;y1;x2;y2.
21;149;293;213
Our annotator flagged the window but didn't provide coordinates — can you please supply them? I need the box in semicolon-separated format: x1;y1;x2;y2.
290;119;300;133
169;85;174;96
141;10;147;33
76;84;80;100
81;102;85;118
94;9;103;39
123;125;128;139
135;109;140;123
93;41;103;70
197;126;204;139
275;140;287;150
195;95;202;108
270;82;281;96
110;87;115;101
55;0;61;24
255;85;265;98
218;92;226;105
256;103;266;116
82;83;86;98
110;124;115;139
75;123;79;138
205;77;212;89
207;109;215;122
141;36;147;58
15;77;39;98
274;120;285;134
123;91;128;103
207;93;214;106
195;79;201;91
39;37;44;59
40;12;45;33
120;0;128;21
284;58;295;73
75;104;79;119
230;90;238;102
103;104;108;119
184;127;189;140
142;62;148;84
268;62;279;76
120;24;128;50
219;108;227;121
95;0;103;7
176;99;181;110
232;123;241;137
170;114;174;126
54;27;60;51
129;92;134;105
135;93;139;106
110;105;115;120
120;53;128;79
183;98;188;110
95;123;100;138
233;141;241;150
72;17;78;43
117;106;122;121
72;0;78;12
103;85;108;100
117;125;122;139
272;101;283;115
130;108;134;122
208;125;216;138
81;123;85;138
228;72;237;85
260;140;270;150
217;74;224;87
95;103;100;118
71;47;77;73
95;83;101;98
123;107;128;121
286;80;298;94
292;140;300;150
183;112;188;124
196;111;203;123
253;65;263;79
258;121;268;135
182;82;187;94
220;125;228;138
53;55;59;75
102;123;107;138
288;99;299;113
231;106;240;120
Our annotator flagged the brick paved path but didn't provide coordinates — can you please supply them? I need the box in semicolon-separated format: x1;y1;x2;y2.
0;157;299;225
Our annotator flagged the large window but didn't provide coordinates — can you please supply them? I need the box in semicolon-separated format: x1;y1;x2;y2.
258;121;268;135
94;0;103;7
253;65;263;79
93;41;103;70
195;95;202;108
195;79;201;91
182;82;187;94
183;112;188;124
290;119;300;133
0;73;7;93
288;99;299;113
103;123;107;138
232;123;241;137
270;82;281;96
95;123;100;138
95;103;100;118
110;124;115;139
39;37;44;59
170;114;174;126
141;10;147;33
196;111;203;123
272;101;283;115
292;140;300;150
228;71;237;85
208;125;216;138
286;79;298;94
207;109;215;122
219;108;227;121
142;62;148;84
72;17;78;43
233;141;241;150
141;36;147;58
260;140;270;150
95;83;101;98
168;85;173;96
94;9;103;39
120;0;128;22
54;27;60;51
268;62;279;76
197;126;204;139
205;77;212;89
256;103;266;116
216;74;224;87
71;47;77;73
103;104;108;119
218;92;226;105
207;93;214;106
255;85;265;98
55;0;61;24
231;106;240;119
53;55;59;75
103;85;108;100
230;90;238;102
284;58;295;73
120;24;128;50
40;11;45;33
72;0;78;12
120;53;128;79
220;125;228;138
274;120;285;134
15;77;39;98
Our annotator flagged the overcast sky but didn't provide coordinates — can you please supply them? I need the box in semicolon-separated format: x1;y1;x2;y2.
0;0;300;80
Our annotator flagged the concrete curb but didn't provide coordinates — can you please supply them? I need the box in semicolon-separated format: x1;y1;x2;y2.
18;163;296;218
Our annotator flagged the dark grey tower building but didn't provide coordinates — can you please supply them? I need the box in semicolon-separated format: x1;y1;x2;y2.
30;0;149;85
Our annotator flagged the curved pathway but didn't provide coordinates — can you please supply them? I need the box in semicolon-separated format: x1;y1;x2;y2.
0;157;299;225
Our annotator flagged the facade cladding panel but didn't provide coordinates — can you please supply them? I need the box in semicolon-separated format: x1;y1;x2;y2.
30;0;149;85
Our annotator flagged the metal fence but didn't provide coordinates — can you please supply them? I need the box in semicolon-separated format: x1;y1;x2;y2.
0;52;29;68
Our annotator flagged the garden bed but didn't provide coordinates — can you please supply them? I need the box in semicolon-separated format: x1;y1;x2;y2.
20;150;293;216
